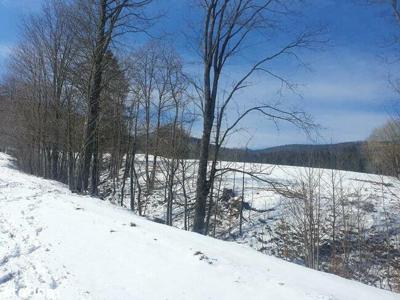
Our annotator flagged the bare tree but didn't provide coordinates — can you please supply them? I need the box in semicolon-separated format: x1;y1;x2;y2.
4;0;78;181
366;120;400;177
192;0;320;233
76;0;153;195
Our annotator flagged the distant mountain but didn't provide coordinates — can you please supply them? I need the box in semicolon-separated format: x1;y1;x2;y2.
182;141;368;173
217;141;369;173
140;128;370;173
252;142;364;153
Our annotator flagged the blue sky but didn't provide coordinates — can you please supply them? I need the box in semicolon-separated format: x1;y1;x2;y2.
0;0;399;149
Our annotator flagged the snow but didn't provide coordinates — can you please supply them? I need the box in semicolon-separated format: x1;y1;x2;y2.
0;153;398;300
109;155;400;273
119;154;400;225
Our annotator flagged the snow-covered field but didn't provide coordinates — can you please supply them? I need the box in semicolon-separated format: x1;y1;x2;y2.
109;155;400;262
0;153;399;300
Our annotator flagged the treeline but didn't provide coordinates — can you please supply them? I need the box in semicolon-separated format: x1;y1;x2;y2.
194;141;396;176
0;0;192;196
0;0;323;236
215;142;369;173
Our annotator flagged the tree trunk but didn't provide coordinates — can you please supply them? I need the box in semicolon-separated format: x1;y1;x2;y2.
80;0;106;194
193;84;214;233
192;117;213;233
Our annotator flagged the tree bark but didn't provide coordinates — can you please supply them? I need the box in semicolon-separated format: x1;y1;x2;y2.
80;0;107;194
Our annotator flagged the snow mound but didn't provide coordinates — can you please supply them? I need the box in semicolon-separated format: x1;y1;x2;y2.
0;153;398;300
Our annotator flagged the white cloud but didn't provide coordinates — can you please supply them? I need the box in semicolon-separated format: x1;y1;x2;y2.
198;47;396;148
0;44;11;58
220;109;390;149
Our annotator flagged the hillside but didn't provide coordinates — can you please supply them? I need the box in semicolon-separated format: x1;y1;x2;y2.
178;138;369;173
0;153;398;300
216;141;368;173
100;153;400;290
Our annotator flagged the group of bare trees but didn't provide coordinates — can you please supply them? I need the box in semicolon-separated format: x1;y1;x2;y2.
0;0;153;192
0;0;197;221
116;42;194;219
366;120;400;178
270;167;400;291
0;0;317;233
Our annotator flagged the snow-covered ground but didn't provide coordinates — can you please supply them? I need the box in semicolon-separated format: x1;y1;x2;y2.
0;153;399;300
107;155;400;272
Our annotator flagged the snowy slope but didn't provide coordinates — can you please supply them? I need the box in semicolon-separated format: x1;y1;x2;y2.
0;153;398;300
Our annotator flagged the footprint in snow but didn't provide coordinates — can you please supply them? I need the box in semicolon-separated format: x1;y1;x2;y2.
0;272;14;285
49;277;58;289
35;227;43;236
193;251;217;265
27;245;41;254
122;222;137;227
